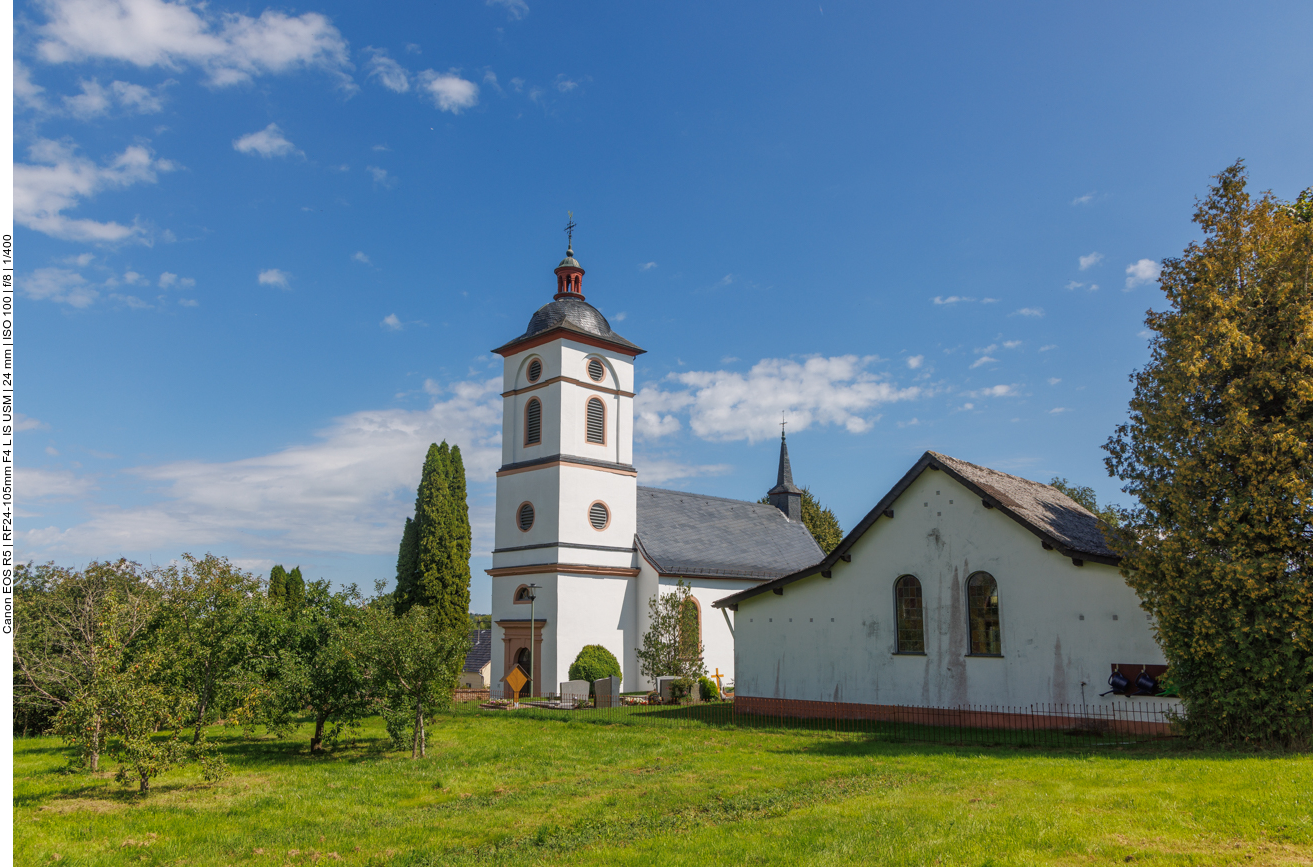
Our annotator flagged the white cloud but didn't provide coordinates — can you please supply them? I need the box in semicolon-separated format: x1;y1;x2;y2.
1039;344;1057;352
613;312;627;321
22;377;506;559
158;271;177;288
24;268;99;307
905;355;924;370
1065;280;1085;291
1002;340;1022;349
381;314;402;331
1011;307;1044;317
123;270;145;285
635;355;920;443
14;138;172;242
19;467;97;499
15;61;48;110
1125;259;1161;289
486;0;529;20
233;123;300;158
634;459;732;486
1049;407;1071;414
179;298;199;307
258;268;290;288
364;48;409;92
638;262;657;271
35;0;353;89
981;298;999;304
417;70;478;113
15;414;49;432
110;293;152;309
1047;377;1061;385
554;75;578;93
965;384;1020;399
932;295;973;305
969;356;997;369
63;78;164;118
366;165;396;188
974;344;998;355
353;251;370;264
1072;193;1095;206
1079;251;1104;271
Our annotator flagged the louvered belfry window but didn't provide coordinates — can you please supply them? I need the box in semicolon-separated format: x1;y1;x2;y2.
527;358;543;382
524;398;542;446
517;502;535;531
586;397;605;444
589;501;609;530
587;358;605;382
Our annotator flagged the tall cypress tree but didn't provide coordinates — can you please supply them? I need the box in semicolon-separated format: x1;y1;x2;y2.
413;442;452;612
285;567;305;612
269;564;288;602
393;517;419;613
440;445;473;634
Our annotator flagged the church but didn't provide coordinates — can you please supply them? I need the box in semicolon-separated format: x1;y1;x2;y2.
487;241;821;695
487;237;1169;710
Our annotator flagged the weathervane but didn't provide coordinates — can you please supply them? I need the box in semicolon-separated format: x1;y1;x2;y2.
565;211;576;252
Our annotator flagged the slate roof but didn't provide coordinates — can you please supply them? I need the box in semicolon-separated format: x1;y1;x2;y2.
493;297;644;355
463;629;491;674
636;486;824;580
713;450;1120;609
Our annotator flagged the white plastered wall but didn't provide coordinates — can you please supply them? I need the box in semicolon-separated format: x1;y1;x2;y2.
732;470;1173;709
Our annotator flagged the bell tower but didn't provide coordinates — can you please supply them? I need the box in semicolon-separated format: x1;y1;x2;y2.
487;229;645;696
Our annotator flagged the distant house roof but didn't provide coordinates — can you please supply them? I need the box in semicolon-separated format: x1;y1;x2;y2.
713;450;1119;609
635;486;824;581
463;629;491;673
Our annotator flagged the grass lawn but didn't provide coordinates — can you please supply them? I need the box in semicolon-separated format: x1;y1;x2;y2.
13;705;1313;866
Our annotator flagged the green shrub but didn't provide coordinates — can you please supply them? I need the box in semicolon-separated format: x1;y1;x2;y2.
698;676;720;702
568;645;622;693
671;677;696;703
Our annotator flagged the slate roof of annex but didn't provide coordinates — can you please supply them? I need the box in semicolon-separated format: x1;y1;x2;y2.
930;452;1117;561
463;629;491;674
493;297;643;355
635;486;824;580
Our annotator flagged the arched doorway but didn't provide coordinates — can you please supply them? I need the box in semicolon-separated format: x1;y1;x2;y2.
515;647;533;694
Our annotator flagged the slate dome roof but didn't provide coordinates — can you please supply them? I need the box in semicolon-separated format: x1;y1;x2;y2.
494;296;644;355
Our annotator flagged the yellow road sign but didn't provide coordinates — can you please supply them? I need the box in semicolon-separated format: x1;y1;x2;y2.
504;665;529;698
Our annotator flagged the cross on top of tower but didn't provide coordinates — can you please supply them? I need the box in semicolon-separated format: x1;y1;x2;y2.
564;211;576;255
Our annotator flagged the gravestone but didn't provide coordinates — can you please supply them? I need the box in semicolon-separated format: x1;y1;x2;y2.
559;680;590;707
657;676;700;704
594;675;621;708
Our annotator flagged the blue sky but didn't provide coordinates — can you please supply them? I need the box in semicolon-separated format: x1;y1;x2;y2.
15;0;1313;609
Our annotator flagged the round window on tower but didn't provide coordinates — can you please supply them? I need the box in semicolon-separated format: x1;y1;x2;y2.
588;501;610;531
527;358;543;383
587;358;605;382
517;502;535;532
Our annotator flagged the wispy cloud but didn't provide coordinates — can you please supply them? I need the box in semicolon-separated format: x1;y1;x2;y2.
636;355;920;443
486;0;529;20
1125;259;1160;290
380;314;403;331
638;262;657;271
969;356;997;369
233;123;300;158
1011;307;1044;317
965;384;1020;399
634;458;732;486
905;355;924;370
1047;377;1061;385
258;268;290;288
1079;252;1104;270
366;165;397;188
25;267;99;307
1048;407;1071;414
364;48;409;93
14;138;173;242
353;251;370;264
1071;192;1095;206
932;295;973;305
35;0;354;90
1039;344;1057;352
63;78;166;118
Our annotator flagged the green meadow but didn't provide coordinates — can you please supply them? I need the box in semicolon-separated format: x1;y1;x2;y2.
13;706;1313;866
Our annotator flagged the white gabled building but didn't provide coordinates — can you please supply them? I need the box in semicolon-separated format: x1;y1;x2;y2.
714;451;1174;714
487;242;820;696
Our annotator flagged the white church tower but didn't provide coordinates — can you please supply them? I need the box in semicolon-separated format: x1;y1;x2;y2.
487;233;645;695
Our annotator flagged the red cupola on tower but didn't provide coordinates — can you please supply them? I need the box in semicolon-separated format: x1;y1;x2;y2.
553;212;585;300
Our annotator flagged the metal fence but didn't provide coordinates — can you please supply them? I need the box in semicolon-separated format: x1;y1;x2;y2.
469;688;1179;748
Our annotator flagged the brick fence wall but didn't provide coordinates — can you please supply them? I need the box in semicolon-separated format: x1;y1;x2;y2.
454;688;490;704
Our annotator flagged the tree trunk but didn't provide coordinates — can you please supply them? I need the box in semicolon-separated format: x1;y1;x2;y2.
192;695;209;744
412;696;422;759
418;703;426;759
311;713;327;754
90;715;101;772
139;772;149;794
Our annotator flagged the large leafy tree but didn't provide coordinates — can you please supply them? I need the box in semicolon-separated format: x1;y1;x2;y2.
1049;477;1122;529
284;581;374;754
1104;163;1313;745
363;603;467;758
150;554;262;744
394;441;472;634
12;560;155;770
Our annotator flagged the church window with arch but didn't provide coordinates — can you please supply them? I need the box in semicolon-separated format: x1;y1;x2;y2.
524;397;542;446
516;502;535;532
585;397;606;444
587;358;605;382
513;584;534;604
526;357;543;383
894;575;925;653
967;572;1002;655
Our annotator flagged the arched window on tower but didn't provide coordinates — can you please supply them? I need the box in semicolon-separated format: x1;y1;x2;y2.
894;575;925;653
585;397;605;444
524;398;542;446
967;572;1002;655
